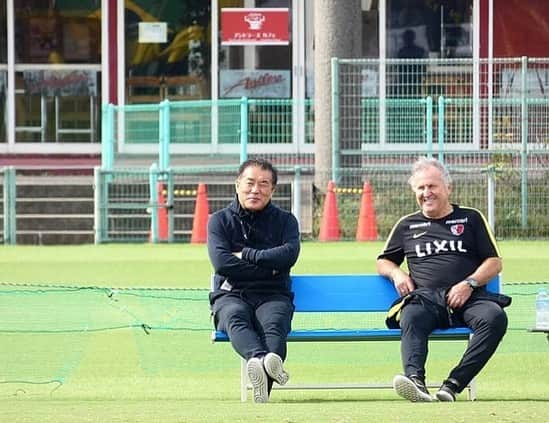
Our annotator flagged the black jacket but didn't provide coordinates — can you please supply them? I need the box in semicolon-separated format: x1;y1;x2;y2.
207;196;300;304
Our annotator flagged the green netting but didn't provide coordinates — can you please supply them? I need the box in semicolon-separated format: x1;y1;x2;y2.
1;282;547;395
0;283;211;393
0;284;210;333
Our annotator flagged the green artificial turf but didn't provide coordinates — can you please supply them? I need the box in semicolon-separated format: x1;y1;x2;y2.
0;242;548;422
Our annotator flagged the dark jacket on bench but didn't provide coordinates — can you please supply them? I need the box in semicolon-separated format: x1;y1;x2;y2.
386;286;512;329
207;196;300;305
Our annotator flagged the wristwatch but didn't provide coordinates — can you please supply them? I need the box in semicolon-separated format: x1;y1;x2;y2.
465;277;480;289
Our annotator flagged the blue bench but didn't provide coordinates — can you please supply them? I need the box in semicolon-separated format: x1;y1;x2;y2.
212;274;501;401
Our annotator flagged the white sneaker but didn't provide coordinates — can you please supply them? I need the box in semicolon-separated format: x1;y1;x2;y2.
263;352;289;386
393;374;433;402
247;357;268;403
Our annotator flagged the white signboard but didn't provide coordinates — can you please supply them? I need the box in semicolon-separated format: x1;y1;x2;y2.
138;22;167;43
220;69;291;98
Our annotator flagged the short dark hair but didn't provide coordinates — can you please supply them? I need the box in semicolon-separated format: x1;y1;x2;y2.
237;158;278;186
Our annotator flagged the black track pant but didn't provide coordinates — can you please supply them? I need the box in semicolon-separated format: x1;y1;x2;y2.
213;292;294;361
399;297;508;392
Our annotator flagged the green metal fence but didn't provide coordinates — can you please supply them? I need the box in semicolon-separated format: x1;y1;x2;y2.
93;166;297;244
102;98;315;171
325;56;549;240
333;57;549;159
93;149;549;243
313;150;549;240
6;56;549;243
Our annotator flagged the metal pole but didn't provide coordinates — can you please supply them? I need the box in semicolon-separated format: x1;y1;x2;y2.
331;57;340;183
167;169;174;243
425;96;432;158
8;166;16;245
520;56;528;229
159;100;171;171
240;97;249;163
487;167;495;233
292;166;302;230
211;0;219;152
93;166;102;244
3;166;16;245
437;96;445;163
101;103;115;170
149;163;159;244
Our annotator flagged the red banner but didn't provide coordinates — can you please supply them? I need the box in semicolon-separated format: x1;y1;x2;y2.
221;8;289;45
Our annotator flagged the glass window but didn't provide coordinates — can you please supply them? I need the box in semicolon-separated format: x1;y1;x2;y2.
125;0;211;103
13;1;101;143
15;1;100;64
0;1;6;63
387;0;472;59
14;70;100;143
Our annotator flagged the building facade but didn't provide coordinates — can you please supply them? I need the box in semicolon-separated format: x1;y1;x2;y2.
0;0;547;163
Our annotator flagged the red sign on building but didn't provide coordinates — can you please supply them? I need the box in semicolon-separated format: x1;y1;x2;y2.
221;8;289;45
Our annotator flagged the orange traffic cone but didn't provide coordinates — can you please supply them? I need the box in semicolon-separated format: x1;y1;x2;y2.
318;180;341;241
356;181;378;241
191;183;209;244
150;181;169;242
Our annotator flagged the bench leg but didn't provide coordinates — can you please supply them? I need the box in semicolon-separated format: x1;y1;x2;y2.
466;333;477;401
240;357;247;402
467;377;477;401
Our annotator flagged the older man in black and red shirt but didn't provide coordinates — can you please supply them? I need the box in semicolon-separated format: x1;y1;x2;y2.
377;157;509;402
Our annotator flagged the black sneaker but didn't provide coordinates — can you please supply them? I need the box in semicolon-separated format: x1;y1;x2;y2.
393;374;433;402
436;379;459;402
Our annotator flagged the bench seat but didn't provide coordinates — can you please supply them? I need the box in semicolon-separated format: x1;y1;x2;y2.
213;327;473;342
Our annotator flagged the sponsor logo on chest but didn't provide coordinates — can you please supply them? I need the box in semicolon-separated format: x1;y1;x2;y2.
410;216;470;257
415;239;467;257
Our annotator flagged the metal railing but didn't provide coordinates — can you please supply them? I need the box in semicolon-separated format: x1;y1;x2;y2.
101;98;315;170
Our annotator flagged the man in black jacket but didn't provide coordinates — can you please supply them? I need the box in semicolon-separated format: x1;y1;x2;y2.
208;158;300;403
377;157;508;402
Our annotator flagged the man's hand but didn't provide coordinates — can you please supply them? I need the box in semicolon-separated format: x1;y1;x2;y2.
446;281;473;310
233;250;279;277
391;268;415;297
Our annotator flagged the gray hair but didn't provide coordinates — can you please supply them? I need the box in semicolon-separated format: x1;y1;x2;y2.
408;157;452;187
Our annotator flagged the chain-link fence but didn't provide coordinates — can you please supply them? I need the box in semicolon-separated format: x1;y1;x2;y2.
325;57;549;240
94;166;297;243
93;151;549;243
312;150;549;240
334;57;549;160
